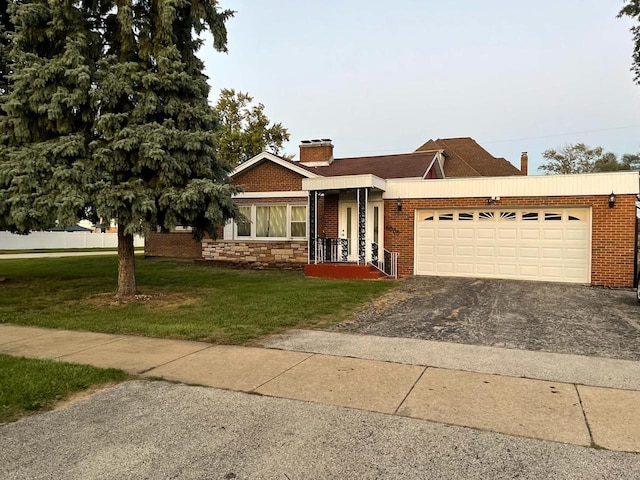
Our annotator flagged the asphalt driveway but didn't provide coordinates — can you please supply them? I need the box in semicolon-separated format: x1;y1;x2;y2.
333;277;640;361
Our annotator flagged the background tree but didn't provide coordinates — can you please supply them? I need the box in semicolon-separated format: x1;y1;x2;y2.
540;143;640;174
0;0;240;296
619;1;640;84
539;143;612;174
214;88;290;166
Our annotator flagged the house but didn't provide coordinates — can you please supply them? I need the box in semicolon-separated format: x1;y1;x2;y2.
146;137;639;288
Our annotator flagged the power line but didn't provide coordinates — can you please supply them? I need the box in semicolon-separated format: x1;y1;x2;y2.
484;125;640;144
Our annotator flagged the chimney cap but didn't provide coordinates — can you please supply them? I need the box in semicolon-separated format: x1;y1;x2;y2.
300;139;332;145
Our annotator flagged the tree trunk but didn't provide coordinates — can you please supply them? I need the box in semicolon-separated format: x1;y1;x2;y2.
116;227;137;297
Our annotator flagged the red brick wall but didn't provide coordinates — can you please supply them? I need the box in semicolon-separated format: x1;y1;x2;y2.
233;162;303;192
145;232;203;259
384;195;637;288
300;144;333;163
322;194;339;238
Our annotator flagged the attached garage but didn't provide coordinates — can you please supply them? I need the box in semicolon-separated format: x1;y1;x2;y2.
415;207;591;283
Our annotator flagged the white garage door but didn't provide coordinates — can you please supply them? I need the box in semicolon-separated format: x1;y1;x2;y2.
415;208;591;283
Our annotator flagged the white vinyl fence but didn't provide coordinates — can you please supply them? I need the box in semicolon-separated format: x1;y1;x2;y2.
0;231;145;250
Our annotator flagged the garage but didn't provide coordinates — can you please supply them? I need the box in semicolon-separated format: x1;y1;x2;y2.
414;207;591;283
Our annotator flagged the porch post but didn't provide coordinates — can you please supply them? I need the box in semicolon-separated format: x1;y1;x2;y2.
308;190;317;263
357;187;367;264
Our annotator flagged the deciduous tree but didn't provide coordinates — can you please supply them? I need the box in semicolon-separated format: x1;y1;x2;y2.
214;88;290;166
540;143;639;174
619;1;640;84
0;0;240;296
540;143;610;174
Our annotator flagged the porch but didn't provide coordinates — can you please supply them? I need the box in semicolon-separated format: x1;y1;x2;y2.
303;175;399;280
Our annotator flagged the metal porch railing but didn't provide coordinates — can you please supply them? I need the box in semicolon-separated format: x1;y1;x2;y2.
314;238;398;278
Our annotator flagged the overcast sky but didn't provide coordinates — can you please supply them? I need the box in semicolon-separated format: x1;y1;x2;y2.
202;0;640;174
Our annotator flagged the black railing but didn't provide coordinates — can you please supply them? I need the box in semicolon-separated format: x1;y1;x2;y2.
315;237;350;263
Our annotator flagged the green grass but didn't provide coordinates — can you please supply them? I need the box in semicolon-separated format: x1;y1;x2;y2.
0;256;395;344
0;354;127;424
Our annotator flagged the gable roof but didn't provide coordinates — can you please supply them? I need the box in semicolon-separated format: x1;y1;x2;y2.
295;151;441;179
415;137;522;177
231;152;319;179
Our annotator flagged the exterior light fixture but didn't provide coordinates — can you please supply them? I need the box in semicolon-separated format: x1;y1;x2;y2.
609;192;616;208
397;199;402;212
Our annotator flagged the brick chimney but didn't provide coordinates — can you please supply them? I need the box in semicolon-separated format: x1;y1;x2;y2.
299;139;334;166
520;152;528;176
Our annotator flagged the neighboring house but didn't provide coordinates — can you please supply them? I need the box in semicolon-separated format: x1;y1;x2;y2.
146;137;639;288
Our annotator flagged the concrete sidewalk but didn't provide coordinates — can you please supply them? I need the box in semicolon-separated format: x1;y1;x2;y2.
1;324;639;453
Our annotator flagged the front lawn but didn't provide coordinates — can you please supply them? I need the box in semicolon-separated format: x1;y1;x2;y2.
0;355;127;424
0;256;395;344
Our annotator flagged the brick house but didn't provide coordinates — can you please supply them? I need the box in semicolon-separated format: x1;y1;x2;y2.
146;137;639;288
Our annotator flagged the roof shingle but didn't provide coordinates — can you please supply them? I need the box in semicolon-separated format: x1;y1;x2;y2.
415;137;522;177
292;151;439;179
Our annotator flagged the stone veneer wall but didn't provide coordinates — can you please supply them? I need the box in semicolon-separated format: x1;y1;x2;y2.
202;239;308;269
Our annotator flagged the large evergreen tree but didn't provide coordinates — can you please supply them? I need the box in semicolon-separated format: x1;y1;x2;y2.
0;0;240;296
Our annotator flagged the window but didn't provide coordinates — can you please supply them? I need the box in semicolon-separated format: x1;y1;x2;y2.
522;212;538;221
257;206;286;237
458;212;474;221
545;212;562;221
479;212;494;220
230;204;306;239
237;206;251;237
291;206;307;237
439;213;454;221
373;206;379;243
500;211;516;221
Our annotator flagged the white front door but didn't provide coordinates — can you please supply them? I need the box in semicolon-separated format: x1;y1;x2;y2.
338;200;385;263
339;202;357;261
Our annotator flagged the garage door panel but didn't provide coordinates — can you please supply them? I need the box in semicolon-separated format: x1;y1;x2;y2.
519;247;540;259
566;248;588;260
436;245;455;256
456;246;474;257
477;229;495;239
477;246;495;257
415;207;590;284
476;264;496;275
455;263;474;274
519;265;540;277
497;265;517;275
437;262;455;273
456;229;474;239
541;266;563;279
542;230;563;241
497;247;517;257
541;247;563;259
520;229;540;240
498;229;517;240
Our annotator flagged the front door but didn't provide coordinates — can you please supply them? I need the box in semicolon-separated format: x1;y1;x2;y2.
339;202;357;262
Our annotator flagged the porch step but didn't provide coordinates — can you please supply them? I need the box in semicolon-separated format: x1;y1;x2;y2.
304;263;387;280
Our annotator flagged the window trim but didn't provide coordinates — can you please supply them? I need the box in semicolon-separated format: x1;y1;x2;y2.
230;203;307;240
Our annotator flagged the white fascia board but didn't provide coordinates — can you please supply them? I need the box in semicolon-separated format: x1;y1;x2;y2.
422;151;446;179
302;174;387;192
231;152;319;179
383;171;640;199
233;191;308;199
